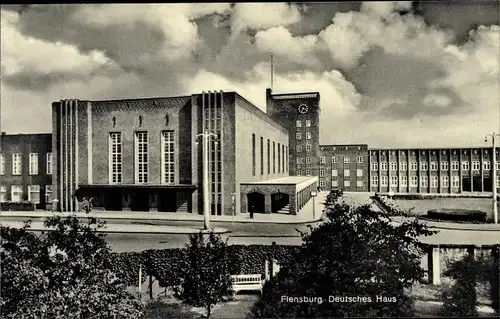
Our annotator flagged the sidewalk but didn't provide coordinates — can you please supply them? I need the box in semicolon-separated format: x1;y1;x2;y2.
0;192;329;225
0;220;229;234
390;215;500;231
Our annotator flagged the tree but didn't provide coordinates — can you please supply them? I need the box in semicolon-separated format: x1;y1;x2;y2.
178;231;233;318
251;195;436;318
1;209;144;318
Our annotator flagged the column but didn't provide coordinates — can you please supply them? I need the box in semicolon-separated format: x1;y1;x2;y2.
428;150;431;194
460;149;463;193
481;149;484;192
427;245;441;285
407;150;411;193
470;149;473;192
369;151;372;192
378;151;382;193
438;150;442;194
418;151;421;193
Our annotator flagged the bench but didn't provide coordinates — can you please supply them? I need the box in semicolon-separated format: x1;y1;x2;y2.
230;274;264;295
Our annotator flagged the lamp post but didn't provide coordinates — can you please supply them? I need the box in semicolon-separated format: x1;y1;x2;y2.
485;132;500;224
310;190;318;220
196;131;218;230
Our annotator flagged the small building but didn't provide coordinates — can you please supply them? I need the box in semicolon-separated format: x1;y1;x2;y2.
51;91;317;216
0;133;53;209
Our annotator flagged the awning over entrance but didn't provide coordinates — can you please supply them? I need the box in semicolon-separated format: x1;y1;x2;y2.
240;176;318;216
74;184;198;212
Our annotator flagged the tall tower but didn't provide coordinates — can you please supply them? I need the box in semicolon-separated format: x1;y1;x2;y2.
266;89;321;177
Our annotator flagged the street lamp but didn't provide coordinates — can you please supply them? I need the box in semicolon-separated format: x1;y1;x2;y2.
196;131;218;230
485;132;500;224
310;190;318;220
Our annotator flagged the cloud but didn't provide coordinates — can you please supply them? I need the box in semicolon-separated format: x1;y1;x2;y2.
75;4;232;62
423;94;452;108
230;3;303;37
1;10;119;85
254;27;319;66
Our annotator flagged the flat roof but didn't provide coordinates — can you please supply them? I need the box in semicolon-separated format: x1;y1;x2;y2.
241;176;317;185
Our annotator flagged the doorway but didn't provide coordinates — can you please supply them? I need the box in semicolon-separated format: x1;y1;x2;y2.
247;192;265;214
130;190;150;211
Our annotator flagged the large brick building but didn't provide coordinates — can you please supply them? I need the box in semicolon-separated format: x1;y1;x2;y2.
2;87;499;214
51;91;317;215
0;133;53;209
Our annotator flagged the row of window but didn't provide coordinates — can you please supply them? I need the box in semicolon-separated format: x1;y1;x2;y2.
370;175;500;188
252;134;288;177
319;180;364;188
371;161;500;171
109;131;175;184
0;153;53;176
296;132;312;140
0;185;52;203
296;120;313;128
317;156;363;164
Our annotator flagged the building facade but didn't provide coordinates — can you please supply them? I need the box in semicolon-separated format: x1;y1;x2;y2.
368;148;500;194
51;91;317;215
0;133;53;209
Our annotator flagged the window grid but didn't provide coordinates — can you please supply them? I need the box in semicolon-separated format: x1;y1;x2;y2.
451;161;459;171
306;132;311;140
306;144;311;152
452;176;460;188
420;162;428;171
371;162;378;171
296;120;301;128
305;120;311;127
371;176;379;187
400;176;408;187
306;170;311;176
462;161;470;170
356;156;363;164
381;176;388;187
391;176;398;187
28;185;40;204
332;156;337;164
344;180;350;187
430;162;438;171
135;132;148;184
0;185;6;202
29;153;38;175
320;169;325;177
46;153;52;175
110;133;122;184
390;162;397;171
0;154;4;175
344;156;350;164
400;162;407;171
12;153;22;175
441;161;449;171
162;131;175;184
380;162;387;171
344;169;350;177
11;185;23;202
430;176;438;188
441;176;449;188
472;161;480;171
411;176;418;187
45;185;53;203
320;157;325;164
296;133;302;140
483;161;491;170
420;176;429;187
410;162;418;171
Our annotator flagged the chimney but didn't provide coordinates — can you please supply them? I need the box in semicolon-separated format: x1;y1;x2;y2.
265;88;273;114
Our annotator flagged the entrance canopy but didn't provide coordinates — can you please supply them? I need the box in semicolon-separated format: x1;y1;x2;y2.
240;176;318;215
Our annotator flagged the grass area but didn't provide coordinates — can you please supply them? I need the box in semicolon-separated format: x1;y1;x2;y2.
142;301;199;319
391;198;496;219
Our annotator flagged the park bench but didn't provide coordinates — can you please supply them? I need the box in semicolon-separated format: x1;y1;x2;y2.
230;274;264;295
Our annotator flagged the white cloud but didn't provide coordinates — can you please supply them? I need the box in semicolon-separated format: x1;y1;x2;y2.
423;94;452;107
254;27;319;65
230;3;302;37
1;10;116;76
75;4;232;62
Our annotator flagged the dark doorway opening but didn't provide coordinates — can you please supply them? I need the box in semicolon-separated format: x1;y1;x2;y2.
247;192;265;214
472;175;482;192
271;193;290;214
130;190;150;211
483;177;492;192
104;189;122;211
462;177;472;192
158;191;177;212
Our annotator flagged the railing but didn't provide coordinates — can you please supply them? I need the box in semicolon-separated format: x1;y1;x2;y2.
231;274;264;294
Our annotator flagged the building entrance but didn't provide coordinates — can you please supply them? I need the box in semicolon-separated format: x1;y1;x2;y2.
130;190;150;211
247;192;265;214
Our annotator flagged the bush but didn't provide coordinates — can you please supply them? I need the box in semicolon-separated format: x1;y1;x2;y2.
251;193;436;318
373;194;415;217
178;232;233;318
1;214;144;318
440;253;479;317
427;209;487;222
1;201;36;211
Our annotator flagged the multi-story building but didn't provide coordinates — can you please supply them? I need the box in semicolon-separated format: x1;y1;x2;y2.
0;133;53;209
368;148;500;194
51;92;318;215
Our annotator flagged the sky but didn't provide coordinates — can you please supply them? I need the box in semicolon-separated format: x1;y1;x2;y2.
1;2;499;148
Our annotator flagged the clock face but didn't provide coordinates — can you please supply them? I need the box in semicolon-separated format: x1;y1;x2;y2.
298;104;308;114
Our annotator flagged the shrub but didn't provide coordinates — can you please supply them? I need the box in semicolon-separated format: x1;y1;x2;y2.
440;253;479;317
373;194;415;217
251;193;436;318
1;214;144;318
1;201;36;211
178;232;233;318
427;209;487;222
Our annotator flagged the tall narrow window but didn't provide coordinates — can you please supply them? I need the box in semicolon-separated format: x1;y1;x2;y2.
135;132;148;183
46;153;52;175
12;153;22;175
28;185;40;204
0;185;6;202
45;185;53;203
278;143;281;173
260;137;264;176
252;134;256;176
267;139;270;174
273;141;276;174
29;153;38;175
0;154;4;175
11;185;23;202
282;144;285;173
109;132;122;184
161;131;175;184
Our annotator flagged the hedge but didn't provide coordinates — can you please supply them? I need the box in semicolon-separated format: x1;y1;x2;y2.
1;201;36;211
427;209;487;222
109;245;301;289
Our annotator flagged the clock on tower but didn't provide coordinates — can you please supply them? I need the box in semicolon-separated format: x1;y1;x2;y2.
298;104;308;114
